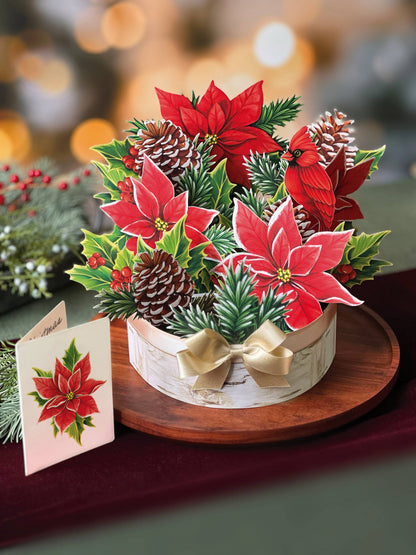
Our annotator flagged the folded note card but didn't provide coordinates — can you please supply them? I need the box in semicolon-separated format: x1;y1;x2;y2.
16;302;114;475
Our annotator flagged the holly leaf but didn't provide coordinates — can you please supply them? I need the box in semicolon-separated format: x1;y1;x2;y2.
208;159;236;211
94;192;114;205
92;139;135;175
51;418;59;438
113;247;136;271
32;368;53;378
187;242;208;279
65;415;84;446
81;230;119;265
83;416;95;428
192;267;214;293
105;226;128;250
272;182;287;202
62;338;82;373
156;216;191;268
93;161;125;198
354;146;385;178
28;391;47;407
68;264;113;292
348;259;392;287
136;236;153;255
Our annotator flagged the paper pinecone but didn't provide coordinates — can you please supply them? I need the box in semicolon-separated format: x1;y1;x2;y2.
132;250;194;326
263;200;319;241
131;120;201;183
309;110;357;169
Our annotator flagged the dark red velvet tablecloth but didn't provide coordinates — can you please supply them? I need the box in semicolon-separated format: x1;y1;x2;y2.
1;270;415;547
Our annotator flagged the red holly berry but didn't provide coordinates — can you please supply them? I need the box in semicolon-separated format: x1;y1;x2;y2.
10;174;19;183
111;269;121;280
92;252;101;258
0;195;4;205
73;176;80;184
110;280;123;291
2;164;9;172
122;155;131;164
83;169;90;177
58;181;68;190
18;182;27;190
33;169;42;177
125;159;134;170
20;192;30;202
97;257;106;266
28;169;35;178
88;256;98;269
129;146;138;156
338;274;349;284
8;204;16;211
349;270;357;280
117;180;124;190
342;264;353;274
28;209;37;217
133;165;140;173
121;266;132;277
42;175;51;184
0;182;3;189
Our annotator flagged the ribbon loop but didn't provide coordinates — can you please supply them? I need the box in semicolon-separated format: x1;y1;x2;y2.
176;321;293;391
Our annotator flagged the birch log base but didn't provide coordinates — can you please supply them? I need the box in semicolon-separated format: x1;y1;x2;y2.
102;305;399;444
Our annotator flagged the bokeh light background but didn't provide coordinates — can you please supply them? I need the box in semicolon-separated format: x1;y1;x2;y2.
0;0;415;182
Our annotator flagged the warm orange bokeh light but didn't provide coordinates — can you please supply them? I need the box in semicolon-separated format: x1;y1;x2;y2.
70;118;116;163
101;2;146;49
74;7;108;54
37;58;72;94
0;35;26;82
0;111;32;162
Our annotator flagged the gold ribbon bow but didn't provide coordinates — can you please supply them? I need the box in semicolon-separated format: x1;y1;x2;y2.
177;320;293;390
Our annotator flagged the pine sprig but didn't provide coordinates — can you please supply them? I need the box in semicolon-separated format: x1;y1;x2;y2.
255;95;302;134
176;140;215;208
191;291;216;313
167;304;219;337
94;286;138;320
203;225;237;257
126;118;148;137
244;152;287;197
213;263;258;344
0;340;22;443
234;188;267;218
257;287;289;331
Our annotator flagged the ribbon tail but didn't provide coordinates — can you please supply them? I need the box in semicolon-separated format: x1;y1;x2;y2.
193;361;230;390
246;365;290;388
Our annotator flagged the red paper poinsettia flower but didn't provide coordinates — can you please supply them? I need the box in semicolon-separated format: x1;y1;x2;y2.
325;147;374;229
217;198;362;330
155;80;282;188
34;354;105;434
102;156;221;261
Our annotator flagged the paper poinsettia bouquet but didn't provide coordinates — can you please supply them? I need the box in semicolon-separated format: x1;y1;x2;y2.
69;80;390;341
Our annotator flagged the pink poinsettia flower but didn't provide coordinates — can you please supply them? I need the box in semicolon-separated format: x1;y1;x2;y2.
102;156;220;261
217;198;362;330
34;354;105;434
156;80;282;188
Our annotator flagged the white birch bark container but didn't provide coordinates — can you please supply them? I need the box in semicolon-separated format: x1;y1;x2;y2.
126;304;337;409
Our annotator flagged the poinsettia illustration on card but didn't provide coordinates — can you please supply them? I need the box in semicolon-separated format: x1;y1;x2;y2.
16;303;114;475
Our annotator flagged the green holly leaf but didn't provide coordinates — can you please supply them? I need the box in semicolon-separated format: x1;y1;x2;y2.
192;267;214;293
348;259;392;287
113;247;136;272
81;230;119;265
94;192;114;205
67;264;113;292
93;161;125;198
28;391;47;407
32;368;53;378
51;418;59;438
82;416;95;428
354;146;385;178
62;338;82;373
156;216;191;268
92;139;134;174
208;159;236;211
65;415;85;446
136;236;153;255
272;182;288;202
105;226;128;250
187;242;208;279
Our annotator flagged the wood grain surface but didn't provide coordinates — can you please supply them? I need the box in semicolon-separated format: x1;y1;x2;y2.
103;305;400;444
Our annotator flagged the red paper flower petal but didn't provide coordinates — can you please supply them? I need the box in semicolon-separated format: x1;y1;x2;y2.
287;244;322;276
270;228;290;269
220;128;261;147
77;378;106;396
74;353;91;383
132;180;161;220
332;199;364;224
58;373;70;395
228;81;263;127
179;106;208;136
155;87;194;126
101;200;141;230
186;206;218;232
33;377;61;400
304;229;353;273
246;256;277;277
44;395;67;410
283;285;323;330
55;407;77;433
296;271;362;306
54;358;71;385
122;219;157;240
197;81;230;116
185;226;221;261
267;197;302;251
38;402;65;423
163;191;187;224
68;369;82;393
126;236;138;253
66;398;81;413
208;103;226;134
139;156;174;207
336;158;373;196
233;200;270;261
77;395;99;417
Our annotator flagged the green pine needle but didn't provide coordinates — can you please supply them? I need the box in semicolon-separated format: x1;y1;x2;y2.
126;118;148;137
255;95;302;134
234;188;267;218
94;286;138;321
176;140;215;208
167;304;219;337
203;225;236;257
244;152;287;197
257;287;289;331
0;340;22;443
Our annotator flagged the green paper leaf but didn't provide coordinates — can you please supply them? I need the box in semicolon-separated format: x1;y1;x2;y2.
93;161;126;198
81;229;119;265
354;146;385;178
105;226;128;250
68;264;113;292
348;259;392;287
92;139;134;174
187;242;208;279
136;236;153;255
272;182;288;202
51;418;59;438
28;391;47;407
65;417;84;446
32;368;53;378
208;159;236;211
82;416;96;428
192;267;214;293
62;338;82;374
113;247;136;272
94;192;113;204
155;216;191;268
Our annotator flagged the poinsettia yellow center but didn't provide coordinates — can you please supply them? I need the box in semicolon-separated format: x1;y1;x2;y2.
154;217;168;231
66;391;74;400
205;133;218;145
276;268;291;283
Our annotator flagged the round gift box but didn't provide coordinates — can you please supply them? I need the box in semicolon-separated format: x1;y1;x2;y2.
126;303;337;409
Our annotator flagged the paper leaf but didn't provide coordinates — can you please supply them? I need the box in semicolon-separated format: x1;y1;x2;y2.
51;418;59;438
114;247;136;271
105;226;128;250
32;368;53;378
354;146;385;178
65;417;84;446
155;216;191;268
81;230;119;265
136;236;153;255
94;192;113;205
67;264;113;292
83;416;95;428
93;161;125;198
272;182;288;202
208;159;236;210
187;242;208;279
92;139;134;174
62;338;82;374
28;391;47;407
192;267;214;293
348;259;392;287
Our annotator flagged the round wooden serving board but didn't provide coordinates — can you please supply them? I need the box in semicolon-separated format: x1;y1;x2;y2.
105;305;399;445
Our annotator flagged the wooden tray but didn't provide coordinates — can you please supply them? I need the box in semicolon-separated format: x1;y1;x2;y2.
107;305;400;444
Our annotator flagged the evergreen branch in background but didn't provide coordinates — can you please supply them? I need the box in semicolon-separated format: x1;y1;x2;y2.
255;95;302;134
176;141;215;208
94;286;138;320
203;225;237;257
244;152;287;197
0;340;22;443
234;188;267;219
167;304;219;337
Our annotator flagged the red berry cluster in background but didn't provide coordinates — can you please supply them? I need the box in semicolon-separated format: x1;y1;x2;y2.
88;252;106;269
110;266;132;290
122;145;141;174
117;177;135;203
334;264;356;284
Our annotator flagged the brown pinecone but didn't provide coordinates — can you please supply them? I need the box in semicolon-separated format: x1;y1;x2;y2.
309;109;357;169
263;200;319;241
131;120;201;183
132;250;194;326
